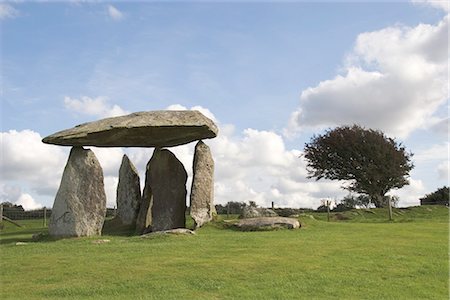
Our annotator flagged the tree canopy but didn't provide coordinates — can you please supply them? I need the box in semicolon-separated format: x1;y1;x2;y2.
420;186;449;206
304;125;414;207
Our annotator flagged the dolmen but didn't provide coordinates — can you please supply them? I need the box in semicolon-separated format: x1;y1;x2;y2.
43;110;218;237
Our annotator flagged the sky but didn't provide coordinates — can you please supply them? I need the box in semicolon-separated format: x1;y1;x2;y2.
0;0;448;210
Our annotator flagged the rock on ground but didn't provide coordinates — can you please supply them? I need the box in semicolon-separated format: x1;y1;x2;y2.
233;217;300;231
140;228;196;237
49;147;106;237
190;141;215;228
42;110;218;147
240;206;278;219
116;155;141;226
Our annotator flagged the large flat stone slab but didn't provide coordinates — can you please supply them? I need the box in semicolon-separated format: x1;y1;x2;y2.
42;110;218;147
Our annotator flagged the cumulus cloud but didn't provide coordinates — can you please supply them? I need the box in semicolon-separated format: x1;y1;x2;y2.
0;3;19;20
0;130;68;195
166;104;218;123
16;193;43;211
388;178;426;207
0;184;43;210
412;0;449;12
107;5;124;21
64;96;129;118
286;15;448;139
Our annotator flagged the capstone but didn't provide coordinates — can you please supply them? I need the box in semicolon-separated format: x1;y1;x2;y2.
42;110;218;147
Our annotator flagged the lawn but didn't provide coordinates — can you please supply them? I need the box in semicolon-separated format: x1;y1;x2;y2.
1;206;448;299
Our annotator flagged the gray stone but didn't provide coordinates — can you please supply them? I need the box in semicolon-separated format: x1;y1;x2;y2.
142;148;187;232
42;110;218;148
135;166;152;234
140;228;196;238
233;217;300;231
116;155;141;226
240;206;278;219
190;141;215;228
49;147;106;237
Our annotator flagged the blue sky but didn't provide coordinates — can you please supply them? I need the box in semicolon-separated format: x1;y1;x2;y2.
1;1;448;210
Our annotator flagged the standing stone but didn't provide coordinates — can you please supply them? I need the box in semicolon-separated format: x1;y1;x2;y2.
116;155;141;226
135;166;152;234
146;148;187;232
49;147;106;237
190;141;215;228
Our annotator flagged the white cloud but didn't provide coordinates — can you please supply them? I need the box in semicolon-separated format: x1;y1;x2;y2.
412;0;449;12
0;3;19;20
107;5;124;21
166;104;218;123
286;15;448;139
414;142;449;162
437;161;449;180
388;178;426;207
16;193;43;211
64;96;129;118
0;130;68;195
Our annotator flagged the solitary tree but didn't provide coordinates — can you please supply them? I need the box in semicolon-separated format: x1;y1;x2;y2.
304;125;413;217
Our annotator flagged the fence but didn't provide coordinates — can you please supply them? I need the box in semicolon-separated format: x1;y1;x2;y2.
0;205;117;228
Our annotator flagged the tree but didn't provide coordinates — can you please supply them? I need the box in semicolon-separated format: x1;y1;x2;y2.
420;186;449;206
304;125;413;211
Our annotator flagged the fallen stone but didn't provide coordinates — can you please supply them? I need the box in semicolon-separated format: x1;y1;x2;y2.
147;148;187;232
92;239;110;244
190;141;215;228
232;217;300;231
140;228;196;238
32;233;45;241
42;110;218;147
15;242;28;245
49;147;107;237
116;155;141;226
240;206;278;219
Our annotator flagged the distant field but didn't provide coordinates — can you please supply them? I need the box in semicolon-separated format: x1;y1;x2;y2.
1;206;448;299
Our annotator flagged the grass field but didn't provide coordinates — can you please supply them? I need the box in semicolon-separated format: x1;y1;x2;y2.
1;205;448;299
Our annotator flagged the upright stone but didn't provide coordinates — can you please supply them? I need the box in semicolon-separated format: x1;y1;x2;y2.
190;141;215;228
135;162;152;234
116;155;141;226
148;148;187;232
49;147;106;237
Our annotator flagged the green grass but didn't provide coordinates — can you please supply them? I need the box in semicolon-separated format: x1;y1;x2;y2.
1;206;448;299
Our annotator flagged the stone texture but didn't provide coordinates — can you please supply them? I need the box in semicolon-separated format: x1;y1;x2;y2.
240;206;278;219
233;217;300;231
135;167;152;234
190;141;215;228
116;155;141;226
140;228;196;238
142;148;187;232
42;110;218;147
49;147;106;237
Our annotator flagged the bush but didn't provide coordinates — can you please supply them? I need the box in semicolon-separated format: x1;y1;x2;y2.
420;186;449;206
